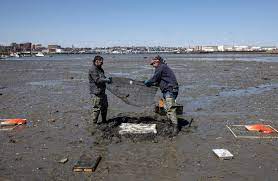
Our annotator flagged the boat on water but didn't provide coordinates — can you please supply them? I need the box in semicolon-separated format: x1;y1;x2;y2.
35;52;44;57
0;55;8;59
10;53;20;58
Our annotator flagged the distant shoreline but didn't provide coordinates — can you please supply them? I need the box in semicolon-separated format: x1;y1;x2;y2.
1;51;278;59
36;51;278;55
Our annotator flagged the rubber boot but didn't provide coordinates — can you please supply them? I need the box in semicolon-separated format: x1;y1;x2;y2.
101;109;107;124
91;110;100;124
173;123;179;135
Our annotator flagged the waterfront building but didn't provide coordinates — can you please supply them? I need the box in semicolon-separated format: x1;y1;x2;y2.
48;45;62;53
261;46;276;51
233;45;249;51
201;46;218;52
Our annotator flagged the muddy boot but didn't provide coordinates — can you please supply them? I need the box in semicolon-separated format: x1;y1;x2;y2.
91;95;102;123
173;123;179;135
165;97;178;123
101;109;107;124
91;110;100;124
98;94;108;124
166;108;178;125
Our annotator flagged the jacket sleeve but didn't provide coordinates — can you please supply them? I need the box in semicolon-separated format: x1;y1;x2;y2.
89;69;107;84
148;67;162;84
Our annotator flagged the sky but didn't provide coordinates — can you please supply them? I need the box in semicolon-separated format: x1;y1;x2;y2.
0;0;278;47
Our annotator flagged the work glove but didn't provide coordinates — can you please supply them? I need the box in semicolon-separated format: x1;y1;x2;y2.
144;80;152;87
108;77;112;84
104;77;112;84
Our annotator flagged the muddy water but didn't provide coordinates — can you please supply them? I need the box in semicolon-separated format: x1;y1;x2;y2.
181;83;278;114
0;55;278;180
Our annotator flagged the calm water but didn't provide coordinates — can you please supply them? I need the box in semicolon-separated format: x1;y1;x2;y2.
3;53;278;62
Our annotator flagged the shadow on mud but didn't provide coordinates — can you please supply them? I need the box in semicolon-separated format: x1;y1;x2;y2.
90;112;194;144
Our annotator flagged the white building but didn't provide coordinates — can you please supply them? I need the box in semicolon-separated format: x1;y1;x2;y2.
201;46;218;52
217;45;224;52
250;46;261;51
233;45;249;51
55;48;63;53
261;46;276;51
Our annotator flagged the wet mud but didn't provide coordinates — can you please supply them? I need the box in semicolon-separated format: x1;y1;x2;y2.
0;55;278;180
91;112;191;144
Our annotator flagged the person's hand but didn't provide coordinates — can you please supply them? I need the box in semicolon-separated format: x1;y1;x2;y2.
104;77;112;84
108;77;112;84
144;80;152;87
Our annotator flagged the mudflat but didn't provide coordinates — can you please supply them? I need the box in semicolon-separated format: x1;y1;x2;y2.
0;55;278;180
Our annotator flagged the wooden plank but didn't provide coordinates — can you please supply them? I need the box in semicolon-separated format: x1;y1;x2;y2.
226;125;238;138
0;125;19;131
73;154;101;172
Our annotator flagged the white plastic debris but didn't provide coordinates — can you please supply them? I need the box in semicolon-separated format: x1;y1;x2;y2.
119;123;157;134
58;158;68;164
212;149;233;160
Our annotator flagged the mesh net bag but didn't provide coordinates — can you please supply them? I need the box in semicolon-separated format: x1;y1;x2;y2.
106;77;158;107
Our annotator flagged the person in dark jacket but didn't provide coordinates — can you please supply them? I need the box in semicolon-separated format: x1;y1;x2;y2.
144;55;179;133
88;55;112;124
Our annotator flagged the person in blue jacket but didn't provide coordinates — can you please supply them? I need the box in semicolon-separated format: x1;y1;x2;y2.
144;55;179;134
